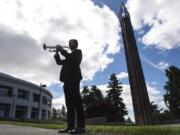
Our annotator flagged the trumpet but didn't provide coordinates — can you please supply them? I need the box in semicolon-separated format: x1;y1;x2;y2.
43;43;69;52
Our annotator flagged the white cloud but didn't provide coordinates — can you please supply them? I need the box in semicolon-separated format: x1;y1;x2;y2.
96;84;108;96
121;84;134;121
126;0;180;50
0;0;120;85
147;84;166;110
122;83;166;121
157;61;169;70
116;72;128;80
52;95;65;109
141;55;169;71
151;81;158;86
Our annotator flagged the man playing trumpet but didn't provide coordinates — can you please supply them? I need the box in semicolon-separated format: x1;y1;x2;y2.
54;39;85;134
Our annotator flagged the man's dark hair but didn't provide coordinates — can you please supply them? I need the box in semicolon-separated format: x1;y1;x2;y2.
69;39;78;47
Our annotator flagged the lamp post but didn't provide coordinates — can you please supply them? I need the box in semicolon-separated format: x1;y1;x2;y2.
11;94;15;118
38;83;46;120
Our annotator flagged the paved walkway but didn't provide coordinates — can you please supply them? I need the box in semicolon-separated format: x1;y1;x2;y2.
0;124;105;135
0;124;61;135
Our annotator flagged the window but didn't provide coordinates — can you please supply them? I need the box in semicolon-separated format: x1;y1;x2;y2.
18;89;29;100
47;99;52;107
31;107;38;119
48;111;51;119
0;85;13;97
15;105;28;119
0;103;11;118
42;96;47;105
41;109;46;120
33;93;40;102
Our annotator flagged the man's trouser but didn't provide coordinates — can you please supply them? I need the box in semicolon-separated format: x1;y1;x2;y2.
63;80;85;128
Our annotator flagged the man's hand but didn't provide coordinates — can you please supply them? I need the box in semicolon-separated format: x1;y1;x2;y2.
56;45;64;53
54;51;59;57
54;51;63;65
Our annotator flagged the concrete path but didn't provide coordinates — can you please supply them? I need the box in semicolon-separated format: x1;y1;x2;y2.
0;124;105;135
0;124;61;135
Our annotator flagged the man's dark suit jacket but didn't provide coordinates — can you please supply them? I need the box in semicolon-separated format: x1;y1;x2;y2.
54;49;82;82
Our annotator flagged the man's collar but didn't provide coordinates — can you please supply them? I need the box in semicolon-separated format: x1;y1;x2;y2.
71;49;77;53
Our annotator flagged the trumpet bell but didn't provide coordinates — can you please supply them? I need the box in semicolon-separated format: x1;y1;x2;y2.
43;44;47;50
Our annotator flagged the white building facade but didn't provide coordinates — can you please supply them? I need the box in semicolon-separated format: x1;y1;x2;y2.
0;72;53;120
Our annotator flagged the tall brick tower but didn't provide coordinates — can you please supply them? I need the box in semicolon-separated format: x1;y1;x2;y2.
119;3;153;125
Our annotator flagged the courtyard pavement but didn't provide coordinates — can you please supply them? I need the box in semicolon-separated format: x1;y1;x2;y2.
0;124;61;135
0;124;104;135
1;123;179;135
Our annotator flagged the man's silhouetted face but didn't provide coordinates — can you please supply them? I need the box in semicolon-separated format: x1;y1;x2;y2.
69;39;78;51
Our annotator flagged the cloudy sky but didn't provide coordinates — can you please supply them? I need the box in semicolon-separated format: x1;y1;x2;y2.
0;0;180;121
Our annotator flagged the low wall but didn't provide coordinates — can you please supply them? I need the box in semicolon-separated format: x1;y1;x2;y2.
85;117;107;124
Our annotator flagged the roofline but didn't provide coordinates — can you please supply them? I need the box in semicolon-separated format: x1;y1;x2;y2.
0;72;53;98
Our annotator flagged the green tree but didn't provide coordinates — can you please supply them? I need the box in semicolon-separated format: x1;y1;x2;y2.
90;85;104;100
106;73;128;121
164;66;180;118
82;85;104;109
81;86;90;97
126;117;133;124
150;101;163;122
82;86;93;108
151;101;163;114
56;109;61;119
52;107;57;119
60;105;66;120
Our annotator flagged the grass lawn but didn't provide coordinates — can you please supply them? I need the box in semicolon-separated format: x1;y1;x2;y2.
0;120;180;135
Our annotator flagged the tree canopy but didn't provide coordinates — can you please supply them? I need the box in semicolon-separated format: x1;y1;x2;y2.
164;65;180;119
106;73;128;121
